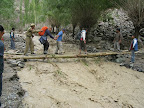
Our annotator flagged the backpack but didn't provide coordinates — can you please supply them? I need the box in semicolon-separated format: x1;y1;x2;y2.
38;26;48;36
76;31;81;40
39;36;47;44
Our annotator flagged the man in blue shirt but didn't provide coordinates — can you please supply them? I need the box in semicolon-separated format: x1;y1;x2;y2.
0;25;4;107
55;29;65;54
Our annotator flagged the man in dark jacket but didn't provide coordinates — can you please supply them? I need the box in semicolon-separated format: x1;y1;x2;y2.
0;25;4;107
39;27;55;54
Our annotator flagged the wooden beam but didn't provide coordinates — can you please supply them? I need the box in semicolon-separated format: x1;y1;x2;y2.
4;52;23;55
4;51;131;60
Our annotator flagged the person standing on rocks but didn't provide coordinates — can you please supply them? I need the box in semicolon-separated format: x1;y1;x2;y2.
113;28;123;52
79;29;87;55
129;35;138;63
0;25;5;107
55;29;65;55
24;23;41;56
39;27;55;54
10;28;15;50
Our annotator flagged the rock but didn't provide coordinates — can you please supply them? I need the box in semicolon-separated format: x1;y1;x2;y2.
7;60;24;68
130;63;134;67
10;61;18;67
116;54;123;58
110;48;114;51
116;57;125;63
120;63;125;66
140;28;144;37
18;63;25;68
137;68;143;72
94;37;102;42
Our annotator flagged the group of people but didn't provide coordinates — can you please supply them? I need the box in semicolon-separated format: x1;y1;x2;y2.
0;24;139;107
113;28;138;63
24;24;66;55
3;24;140;65
24;23;88;56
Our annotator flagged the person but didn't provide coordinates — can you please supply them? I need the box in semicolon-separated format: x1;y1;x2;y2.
79;29;87;55
0;25;5;107
39;27;55;54
10;28;15;50
129;35;138;63
113;28;123;51
24;23;41;56
55;29;65;55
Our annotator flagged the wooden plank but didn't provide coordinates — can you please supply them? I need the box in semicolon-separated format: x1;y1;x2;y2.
4;52;24;55
4;51;131;60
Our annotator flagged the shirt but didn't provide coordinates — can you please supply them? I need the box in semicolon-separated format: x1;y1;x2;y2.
10;31;15;38
43;29;54;39
57;31;63;41
130;38;138;51
0;40;4;57
114;33;123;42
26;27;40;37
81;30;86;41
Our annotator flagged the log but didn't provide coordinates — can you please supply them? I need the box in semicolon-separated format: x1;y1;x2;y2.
4;52;23;55
4;51;131;60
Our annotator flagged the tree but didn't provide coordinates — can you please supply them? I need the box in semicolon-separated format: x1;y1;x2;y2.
69;0;114;39
44;0;71;33
0;0;15;29
111;0;144;37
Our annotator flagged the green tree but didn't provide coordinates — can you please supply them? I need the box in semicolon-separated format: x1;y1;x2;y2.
70;0;114;38
43;0;71;33
0;0;15;29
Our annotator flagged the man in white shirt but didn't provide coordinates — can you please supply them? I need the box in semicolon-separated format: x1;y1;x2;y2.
79;29;87;55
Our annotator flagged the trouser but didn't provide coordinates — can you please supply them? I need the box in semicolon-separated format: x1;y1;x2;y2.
55;41;63;53
0;73;2;106
131;50;135;63
43;40;49;52
0;58;4;107
10;38;15;49
24;36;34;54
114;42;120;51
80;41;86;50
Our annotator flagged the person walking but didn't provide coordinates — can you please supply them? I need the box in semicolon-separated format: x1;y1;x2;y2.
55;29;65;55
0;25;5;107
113;28;123;51
79;29;87;55
39;27;55;54
129;35;138;63
24;23;41;56
10;28;15;50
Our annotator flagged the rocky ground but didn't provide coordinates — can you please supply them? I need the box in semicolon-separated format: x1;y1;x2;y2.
1;33;144;108
1;33;26;108
1;62;24;108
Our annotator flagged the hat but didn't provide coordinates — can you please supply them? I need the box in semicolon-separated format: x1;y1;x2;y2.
116;28;120;31
62;29;66;31
30;23;35;27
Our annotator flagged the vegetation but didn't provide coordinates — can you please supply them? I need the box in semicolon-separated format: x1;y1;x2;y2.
0;0;15;29
1;0;144;36
111;0;144;37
